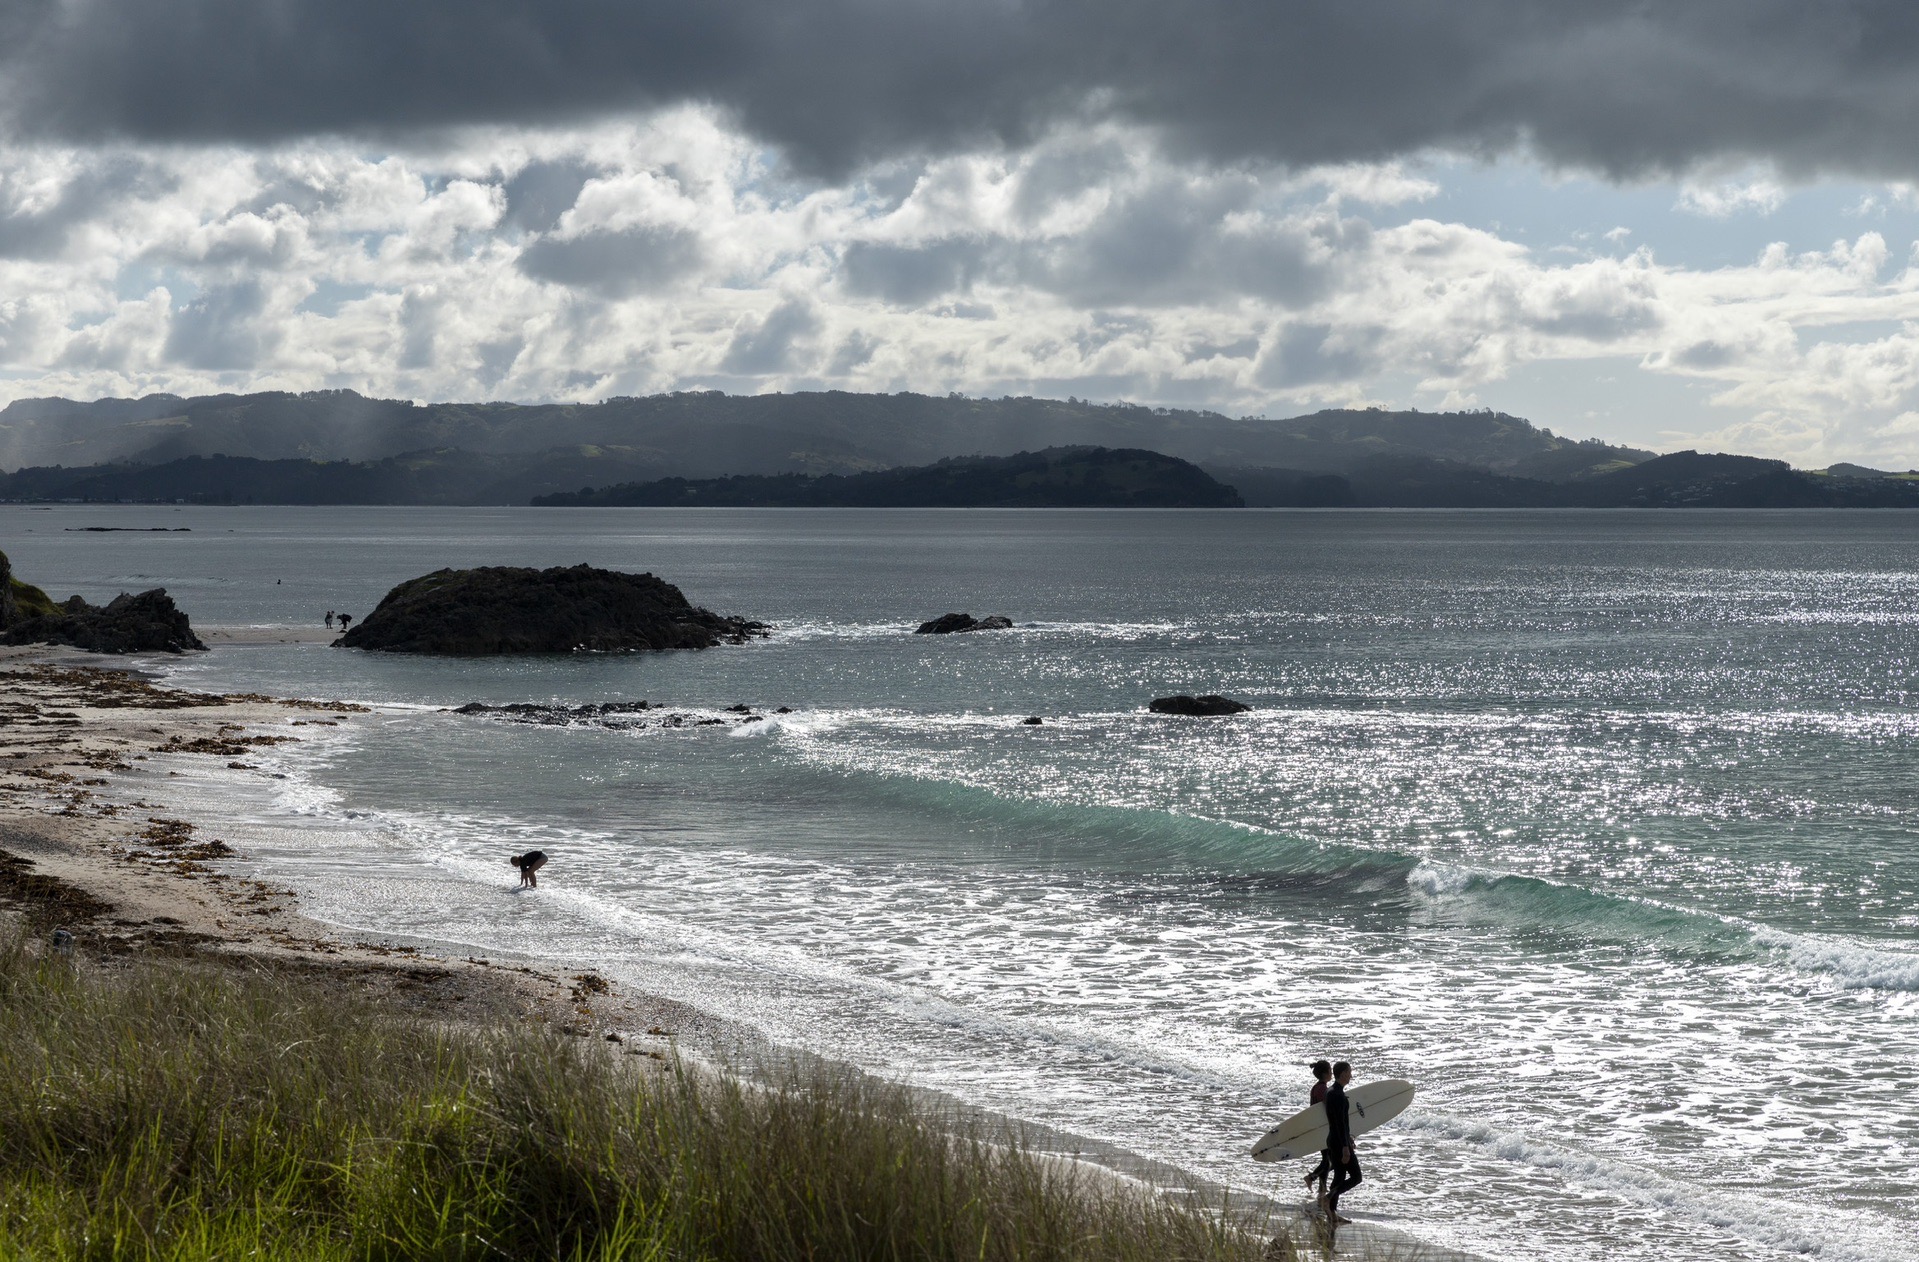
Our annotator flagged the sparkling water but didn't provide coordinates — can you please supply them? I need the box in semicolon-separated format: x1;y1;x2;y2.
7;504;1916;1261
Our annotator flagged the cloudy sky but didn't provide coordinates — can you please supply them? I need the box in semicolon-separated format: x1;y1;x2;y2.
6;1;1919;464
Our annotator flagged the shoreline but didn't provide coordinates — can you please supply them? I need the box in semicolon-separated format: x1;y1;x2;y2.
0;640;1471;1261
0;646;709;1057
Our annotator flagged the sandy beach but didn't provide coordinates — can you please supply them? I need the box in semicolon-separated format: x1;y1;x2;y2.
0;644;706;1056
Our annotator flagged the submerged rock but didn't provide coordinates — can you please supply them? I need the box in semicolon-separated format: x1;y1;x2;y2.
1021;716;1044;725
1149;694;1251;716
914;612;1015;634
0;587;206;654
338;564;769;655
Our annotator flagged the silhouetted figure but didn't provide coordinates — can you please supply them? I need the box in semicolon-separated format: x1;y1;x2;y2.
325;611;335;629
1325;1061;1362;1227
337;613;352;632
510;850;548;888
1303;1059;1334;1205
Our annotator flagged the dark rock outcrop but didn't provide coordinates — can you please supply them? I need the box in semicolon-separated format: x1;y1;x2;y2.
0;587;206;653
339;564;768;656
453;699;769;732
1149;694;1251;716
1021;716;1044;725
914;613;1014;634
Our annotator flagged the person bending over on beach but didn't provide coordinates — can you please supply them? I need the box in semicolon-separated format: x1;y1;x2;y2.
1324;1060;1361;1226
510;850;548;888
1303;1059;1335;1203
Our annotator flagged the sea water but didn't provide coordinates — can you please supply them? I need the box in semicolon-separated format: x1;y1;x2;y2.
5;505;1916;1261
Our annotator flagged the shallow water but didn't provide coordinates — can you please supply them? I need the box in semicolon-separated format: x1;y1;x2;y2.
7;504;1917;1261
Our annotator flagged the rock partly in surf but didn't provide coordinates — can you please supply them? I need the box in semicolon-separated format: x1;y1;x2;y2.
0;567;206;654
1149;694;1251;716
914;613;1015;634
339;564;768;656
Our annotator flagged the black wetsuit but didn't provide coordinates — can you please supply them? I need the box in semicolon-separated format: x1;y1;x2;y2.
1306;1082;1333;1190
1325;1081;1363;1213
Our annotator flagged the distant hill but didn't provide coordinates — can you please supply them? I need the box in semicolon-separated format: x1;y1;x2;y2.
0;447;677;506
533;448;1244;508
0;389;1649;480
1218;451;1919;508
8;387;1905;508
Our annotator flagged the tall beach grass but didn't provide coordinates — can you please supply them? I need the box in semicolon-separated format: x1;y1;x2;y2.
0;934;1304;1261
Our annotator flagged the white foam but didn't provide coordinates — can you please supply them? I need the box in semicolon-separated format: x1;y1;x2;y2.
1405;860;1480;897
1754;928;1919;992
1406;1113;1914;1262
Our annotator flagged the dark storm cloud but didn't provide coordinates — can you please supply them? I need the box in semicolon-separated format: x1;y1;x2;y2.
516;224;704;297
10;2;1919;179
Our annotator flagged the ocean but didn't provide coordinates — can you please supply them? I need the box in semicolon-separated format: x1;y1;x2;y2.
5;504;1916;1261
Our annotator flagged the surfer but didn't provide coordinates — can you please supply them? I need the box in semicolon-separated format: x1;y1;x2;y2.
510;850;548;888
1324;1061;1362;1225
1303;1060;1334;1202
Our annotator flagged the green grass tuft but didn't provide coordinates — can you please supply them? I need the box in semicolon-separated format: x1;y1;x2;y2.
0;934;1293;1261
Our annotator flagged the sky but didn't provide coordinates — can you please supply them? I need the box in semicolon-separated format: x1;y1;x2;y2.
6;2;1919;465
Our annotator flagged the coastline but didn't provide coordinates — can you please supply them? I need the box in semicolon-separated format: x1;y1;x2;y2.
0;639;1472;1261
0;644;709;1056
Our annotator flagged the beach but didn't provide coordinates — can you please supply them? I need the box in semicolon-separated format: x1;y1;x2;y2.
0;646;707;1051
1;641;1478;1261
0;642;1426;1262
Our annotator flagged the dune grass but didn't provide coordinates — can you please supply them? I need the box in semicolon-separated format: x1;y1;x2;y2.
0;934;1293;1261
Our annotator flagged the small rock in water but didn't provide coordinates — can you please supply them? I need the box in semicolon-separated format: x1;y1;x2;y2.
1149;694;1251;716
914;612;1015;634
775;706;793;714
1021;716;1044;725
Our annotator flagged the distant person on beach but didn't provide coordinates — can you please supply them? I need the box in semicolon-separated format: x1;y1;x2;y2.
325;611;335;629
1324;1061;1361;1226
510;850;548;888
337;613;353;632
1303;1059;1334;1203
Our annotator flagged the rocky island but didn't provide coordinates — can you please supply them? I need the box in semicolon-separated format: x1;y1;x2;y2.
0;549;205;653
336;564;769;655
1149;694;1251;716
914;613;1015;634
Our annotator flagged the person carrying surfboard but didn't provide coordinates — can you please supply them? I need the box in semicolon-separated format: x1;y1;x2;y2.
1303;1060;1334;1202
1324;1061;1362;1225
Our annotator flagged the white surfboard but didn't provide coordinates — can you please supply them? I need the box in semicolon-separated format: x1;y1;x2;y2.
1249;1079;1416;1162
